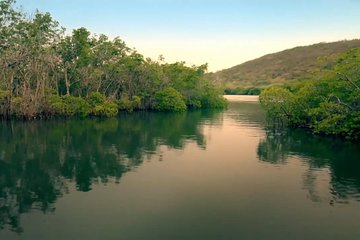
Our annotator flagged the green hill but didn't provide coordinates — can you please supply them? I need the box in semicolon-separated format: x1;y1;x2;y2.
208;39;360;91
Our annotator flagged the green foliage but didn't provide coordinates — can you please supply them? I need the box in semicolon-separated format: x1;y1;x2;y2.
48;95;66;114
0;90;10;115
49;95;91;117
48;94;118;118
186;95;202;109
62;96;90;117
87;92;106;106
118;98;133;112
154;87;187;112
91;101;118;117
259;87;302;125
118;95;143;112
87;92;118;117
200;87;228;109
132;95;142;109
260;49;360;139
0;90;9;99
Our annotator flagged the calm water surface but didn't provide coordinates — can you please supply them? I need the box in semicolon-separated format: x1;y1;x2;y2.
1;95;360;240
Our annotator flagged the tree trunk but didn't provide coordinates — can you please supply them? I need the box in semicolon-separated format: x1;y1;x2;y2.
65;69;70;96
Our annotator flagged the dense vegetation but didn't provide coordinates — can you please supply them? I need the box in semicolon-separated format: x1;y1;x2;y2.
260;48;360;139
208;39;360;91
0;0;226;119
224;87;261;95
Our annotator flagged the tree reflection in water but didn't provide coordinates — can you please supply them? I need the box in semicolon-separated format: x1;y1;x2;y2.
257;128;360;205
0;110;221;233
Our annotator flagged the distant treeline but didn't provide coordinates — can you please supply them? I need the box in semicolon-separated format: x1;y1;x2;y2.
260;48;360;139
224;87;262;95
0;0;226;119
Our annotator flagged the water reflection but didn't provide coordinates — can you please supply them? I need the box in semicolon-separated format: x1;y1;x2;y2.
257;128;360;204
0;110;221;233
225;100;266;131
1;98;360;238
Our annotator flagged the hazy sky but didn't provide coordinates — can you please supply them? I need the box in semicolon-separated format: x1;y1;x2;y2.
16;0;360;72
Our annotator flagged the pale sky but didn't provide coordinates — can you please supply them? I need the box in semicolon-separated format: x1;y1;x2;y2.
16;0;360;72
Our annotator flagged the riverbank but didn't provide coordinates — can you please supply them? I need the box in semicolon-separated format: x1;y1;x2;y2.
0;91;227;120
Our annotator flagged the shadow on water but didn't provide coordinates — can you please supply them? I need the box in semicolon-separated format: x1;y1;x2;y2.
225;96;360;206
257;128;360;204
0;110;222;233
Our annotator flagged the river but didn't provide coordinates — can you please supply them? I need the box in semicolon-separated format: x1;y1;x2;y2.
0;95;359;240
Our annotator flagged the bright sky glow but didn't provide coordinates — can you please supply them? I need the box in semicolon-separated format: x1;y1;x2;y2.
16;0;360;72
